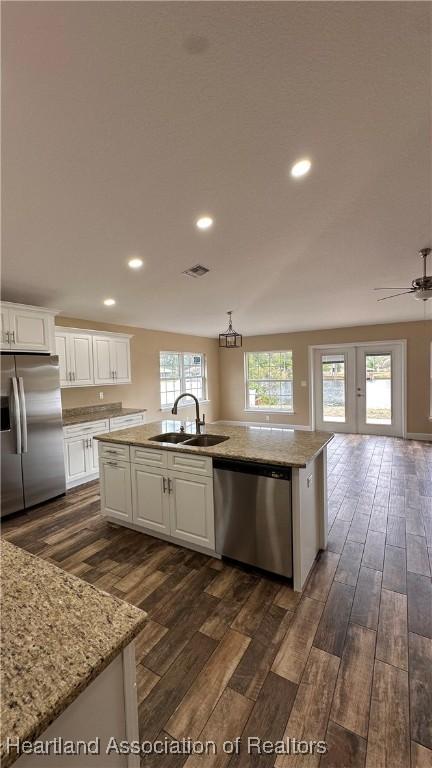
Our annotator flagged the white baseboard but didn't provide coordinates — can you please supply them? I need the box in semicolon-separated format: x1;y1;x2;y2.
406;432;432;442
214;419;312;431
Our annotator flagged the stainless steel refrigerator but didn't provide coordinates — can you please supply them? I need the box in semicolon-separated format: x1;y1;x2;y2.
1;354;65;517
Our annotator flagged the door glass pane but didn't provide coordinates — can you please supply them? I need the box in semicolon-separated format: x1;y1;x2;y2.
365;354;392;424
322;354;346;422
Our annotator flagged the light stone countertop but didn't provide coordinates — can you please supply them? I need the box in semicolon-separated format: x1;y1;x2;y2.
0;541;147;768
62;403;146;426
94;419;334;468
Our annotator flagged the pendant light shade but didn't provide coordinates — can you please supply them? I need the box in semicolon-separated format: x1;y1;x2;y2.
219;311;242;348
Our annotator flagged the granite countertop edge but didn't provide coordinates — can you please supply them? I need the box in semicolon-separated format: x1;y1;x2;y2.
0;543;147;768
94;421;334;468
3;621;143;768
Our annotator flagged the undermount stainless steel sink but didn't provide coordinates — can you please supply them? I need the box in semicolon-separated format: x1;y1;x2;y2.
183;434;230;447
149;432;193;444
149;432;230;447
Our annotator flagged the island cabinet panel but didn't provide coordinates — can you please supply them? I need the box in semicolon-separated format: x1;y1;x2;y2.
100;458;132;522
170;472;215;549
131;464;170;534
168;451;212;477
14;645;139;767
98;443;216;555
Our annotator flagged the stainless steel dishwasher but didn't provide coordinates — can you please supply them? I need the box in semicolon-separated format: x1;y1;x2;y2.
213;459;292;578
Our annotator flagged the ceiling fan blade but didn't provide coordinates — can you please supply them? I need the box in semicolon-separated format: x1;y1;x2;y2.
377;290;415;301
374;287;412;291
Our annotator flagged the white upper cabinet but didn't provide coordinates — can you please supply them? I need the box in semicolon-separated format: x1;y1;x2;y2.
110;337;131;383
92;336;112;383
55;330;69;386
0;307;10;351
1;302;57;353
69;333;94;386
93;334;131;385
55;329;94;387
55;328;132;388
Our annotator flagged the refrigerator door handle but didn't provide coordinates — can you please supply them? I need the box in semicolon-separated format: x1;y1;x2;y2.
18;377;28;453
11;377;22;455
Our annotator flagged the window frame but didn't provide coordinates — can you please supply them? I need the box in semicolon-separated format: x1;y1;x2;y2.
159;351;208;409
244;350;294;413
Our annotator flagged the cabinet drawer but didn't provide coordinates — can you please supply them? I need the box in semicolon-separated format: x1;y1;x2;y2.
99;442;131;461
63;419;109;438
168;451;212;477
109;413;145;431
130;446;168;467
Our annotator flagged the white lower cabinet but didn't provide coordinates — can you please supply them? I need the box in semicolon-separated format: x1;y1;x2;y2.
131;464;170;534
170;472;215;549
62;414;145;488
99;458;132;522
64;436;89;485
99;445;215;553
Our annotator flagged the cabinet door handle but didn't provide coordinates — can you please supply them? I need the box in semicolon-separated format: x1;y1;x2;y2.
168;478;173;494
5;330;10;344
10;331;15;344
106;460;118;467
163;477;167;493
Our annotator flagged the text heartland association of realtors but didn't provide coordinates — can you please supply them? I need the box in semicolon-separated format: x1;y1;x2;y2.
5;737;328;757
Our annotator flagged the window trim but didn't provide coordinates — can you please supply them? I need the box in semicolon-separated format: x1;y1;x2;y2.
159;351;207;409
244;350;294;413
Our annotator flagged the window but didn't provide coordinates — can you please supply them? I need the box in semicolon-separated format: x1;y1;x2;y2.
245;351;293;411
160;352;206;408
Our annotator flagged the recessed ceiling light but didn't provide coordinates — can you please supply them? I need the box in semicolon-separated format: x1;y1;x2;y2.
196;216;214;230
290;158;312;178
128;257;143;269
103;298;116;306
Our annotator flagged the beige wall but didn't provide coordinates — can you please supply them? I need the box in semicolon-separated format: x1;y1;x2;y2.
218;320;431;436
57;316;431;436
56;317;220;424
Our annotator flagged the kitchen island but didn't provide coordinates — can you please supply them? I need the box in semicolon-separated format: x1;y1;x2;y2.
0;541;147;768
95;420;333;591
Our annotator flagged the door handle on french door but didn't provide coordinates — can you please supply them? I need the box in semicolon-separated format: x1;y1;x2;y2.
18;377;28;453
11;378;22;454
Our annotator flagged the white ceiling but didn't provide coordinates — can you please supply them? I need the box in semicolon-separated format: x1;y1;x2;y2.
2;2;431;337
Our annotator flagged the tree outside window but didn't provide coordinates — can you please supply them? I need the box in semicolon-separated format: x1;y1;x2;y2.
245;351;293;411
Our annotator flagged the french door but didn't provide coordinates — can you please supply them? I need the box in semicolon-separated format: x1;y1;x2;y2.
314;343;404;437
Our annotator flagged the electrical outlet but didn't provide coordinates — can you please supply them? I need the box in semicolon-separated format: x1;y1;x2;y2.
99;392;104;400
265;414;270;422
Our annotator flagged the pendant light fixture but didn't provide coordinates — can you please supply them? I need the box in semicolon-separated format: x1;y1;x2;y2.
219;311;242;348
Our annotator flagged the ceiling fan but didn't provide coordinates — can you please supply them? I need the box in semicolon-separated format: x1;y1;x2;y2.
374;247;432;302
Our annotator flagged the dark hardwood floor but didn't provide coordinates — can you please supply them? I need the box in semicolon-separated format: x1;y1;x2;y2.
2;434;431;767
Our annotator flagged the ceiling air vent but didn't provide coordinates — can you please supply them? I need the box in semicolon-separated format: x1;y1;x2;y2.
183;264;210;278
